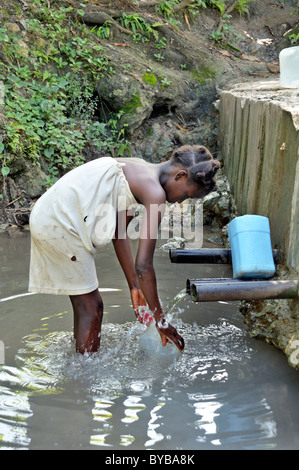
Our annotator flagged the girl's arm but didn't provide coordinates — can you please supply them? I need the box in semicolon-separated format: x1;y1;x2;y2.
135;201;184;352
112;211;147;319
134;201;164;320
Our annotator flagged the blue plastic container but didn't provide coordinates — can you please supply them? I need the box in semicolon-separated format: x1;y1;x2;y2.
228;215;276;279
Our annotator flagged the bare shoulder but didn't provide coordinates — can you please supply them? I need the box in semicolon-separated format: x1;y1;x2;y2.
117;157;166;205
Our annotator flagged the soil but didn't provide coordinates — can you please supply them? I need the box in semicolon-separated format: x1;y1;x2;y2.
0;0;298;229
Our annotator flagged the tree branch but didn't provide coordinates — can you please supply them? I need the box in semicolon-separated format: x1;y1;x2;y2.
217;0;240;33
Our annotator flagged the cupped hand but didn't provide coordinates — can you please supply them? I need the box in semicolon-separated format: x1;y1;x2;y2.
156;318;185;353
130;287;148;320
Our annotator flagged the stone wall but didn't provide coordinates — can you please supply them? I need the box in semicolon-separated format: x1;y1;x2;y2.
219;80;299;369
219;80;299;275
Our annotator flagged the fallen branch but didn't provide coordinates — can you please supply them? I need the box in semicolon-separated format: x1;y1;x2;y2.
174;122;189;132
184;11;191;30
5;195;22;208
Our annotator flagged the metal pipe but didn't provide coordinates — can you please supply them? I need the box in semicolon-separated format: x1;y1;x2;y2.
170;249;281;265
170;248;232;264
186;277;240;294
188;279;299;302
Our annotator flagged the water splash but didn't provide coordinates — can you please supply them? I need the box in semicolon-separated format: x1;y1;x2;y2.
0;318;255;449
139;322;181;359
164;289;188;316
137;289;188;358
9;318;251;395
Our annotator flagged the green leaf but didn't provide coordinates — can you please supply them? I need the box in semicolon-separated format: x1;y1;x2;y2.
0;143;4;154
42;71;52;82
45;148;55;158
0;28;9;42
1;166;10;177
225;43;241;53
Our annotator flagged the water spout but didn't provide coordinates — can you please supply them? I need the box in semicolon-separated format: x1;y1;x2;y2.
164;289;188;315
169;249;281;265
188;279;299;302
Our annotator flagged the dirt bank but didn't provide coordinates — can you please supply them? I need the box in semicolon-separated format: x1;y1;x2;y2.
0;0;298;228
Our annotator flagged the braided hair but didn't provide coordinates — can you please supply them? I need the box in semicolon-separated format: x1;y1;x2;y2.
170;145;220;195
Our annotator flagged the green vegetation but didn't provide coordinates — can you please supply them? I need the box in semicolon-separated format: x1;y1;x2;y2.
118;13;160;42
191;67;215;83
0;0;258;193
0;0;131;187
289;31;299;44
122;94;142;114
157;0;255;18
142;72;158;85
288;10;299;44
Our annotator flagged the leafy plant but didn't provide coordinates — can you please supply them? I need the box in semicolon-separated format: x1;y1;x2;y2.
155;37;167;49
156;0;180;18
96;21;112;39
161;77;172;89
205;0;226;15
0;0;132;186
234;0;255;14
154;52;165;61
0;28;9;43
0;143;10;178
118;13;159;41
289;33;299;44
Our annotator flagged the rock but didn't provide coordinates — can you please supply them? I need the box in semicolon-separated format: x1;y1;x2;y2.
267;62;280;74
96;71;153;134
83;10;111;26
0;223;10;231
286;334;299;369
9;155;28;175
142;123;174;162
96;56;219;138
35;37;48;51
14;165;46;198
15;39;29;57
216;195;231;217
247;41;262;55
159;237;185;251
202;191;220;211
4;22;21;34
207;234;224;246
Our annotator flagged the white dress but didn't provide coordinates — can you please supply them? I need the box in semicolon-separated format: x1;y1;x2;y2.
29;157;137;295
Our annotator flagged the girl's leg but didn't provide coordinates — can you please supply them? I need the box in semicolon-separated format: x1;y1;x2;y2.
69;289;103;354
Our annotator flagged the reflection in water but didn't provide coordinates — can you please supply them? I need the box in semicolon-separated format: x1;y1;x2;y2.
193;397;222;443
122;396;146;424
145;402;165;448
0;386;32;450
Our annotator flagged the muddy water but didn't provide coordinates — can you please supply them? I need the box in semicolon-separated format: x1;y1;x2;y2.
1;231;299;451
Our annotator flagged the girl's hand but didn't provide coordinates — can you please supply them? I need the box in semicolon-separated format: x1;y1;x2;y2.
130;288;152;324
156;317;185;353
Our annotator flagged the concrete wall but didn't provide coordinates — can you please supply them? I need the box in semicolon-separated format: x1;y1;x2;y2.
219;80;299;274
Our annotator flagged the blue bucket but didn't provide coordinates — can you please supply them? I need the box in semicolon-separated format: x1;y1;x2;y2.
228;215;276;279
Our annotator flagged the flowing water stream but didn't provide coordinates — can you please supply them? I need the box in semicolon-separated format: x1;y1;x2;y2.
0;231;299;451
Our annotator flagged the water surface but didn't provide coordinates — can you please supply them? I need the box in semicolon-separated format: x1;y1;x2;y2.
0;231;299;450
